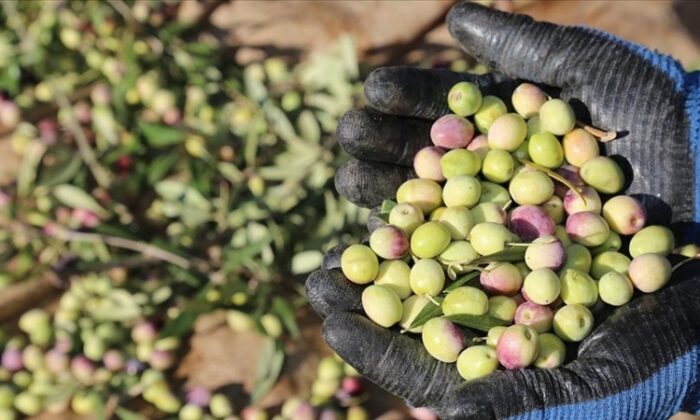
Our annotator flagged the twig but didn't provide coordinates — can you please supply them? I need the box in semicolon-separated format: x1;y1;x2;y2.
50;81;112;188
672;256;695;273
0;274;62;322
517;157;586;203
48;226;193;270
576;121;617;142
109;0;136;25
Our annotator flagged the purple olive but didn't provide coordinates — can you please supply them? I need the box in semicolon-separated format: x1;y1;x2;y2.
509;205;555;242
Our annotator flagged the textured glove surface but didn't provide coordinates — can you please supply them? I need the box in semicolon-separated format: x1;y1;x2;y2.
307;245;700;419
336;3;700;227
315;3;700;419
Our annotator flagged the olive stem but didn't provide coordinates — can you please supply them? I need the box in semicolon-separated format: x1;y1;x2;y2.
450;264;486;273
576;121;617;142
426;295;441;306
516;158;586;204
51;81;113;189
502;200;514;212
671;256;695;273
46;225;201;271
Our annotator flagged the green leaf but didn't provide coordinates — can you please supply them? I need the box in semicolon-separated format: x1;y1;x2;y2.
250;338;285;403
217;162;245;184
222;238;272;273
139;121;185;148
17;141;46;197
0;64;20;95
95;397;106;420
444;271;481;293
444;314;510;332
380;199;397;215
160;288;214;338
43;380;79;406
271;297;300;338
297;110;320;143
88;289;141;322
38;153;82;187
116;407;147;420
147;152;181;184
53;184;108;217
155;180;188;200
470;247;527;265
408;297;443;329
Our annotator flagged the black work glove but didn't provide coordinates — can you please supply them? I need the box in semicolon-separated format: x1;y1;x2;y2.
308;3;700;419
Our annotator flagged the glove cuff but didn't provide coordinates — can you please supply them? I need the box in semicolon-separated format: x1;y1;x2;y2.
682;341;700;414
686;71;700;224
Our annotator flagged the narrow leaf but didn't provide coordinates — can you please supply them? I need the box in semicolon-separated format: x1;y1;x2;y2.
470;247;526;265
250;339;285;403
160;298;214;338
444;272;481;293
18;142;46;197
222;238;272;272
408;297;443;329
53;184;108;217
272;297;300;338
139;122;185;148
147;152;180;183
38;153;82;186
116;407;146;420
154;180;188;200
445;314;510;332
297;110;320;143
380;199;397;215
517;158;585;202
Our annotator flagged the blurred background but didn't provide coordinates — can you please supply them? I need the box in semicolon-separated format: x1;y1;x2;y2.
0;1;697;419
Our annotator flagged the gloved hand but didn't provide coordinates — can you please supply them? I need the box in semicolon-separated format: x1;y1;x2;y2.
307;2;700;419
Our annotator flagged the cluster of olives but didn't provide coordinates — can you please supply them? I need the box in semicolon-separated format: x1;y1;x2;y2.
0;274;371;420
340;81;682;381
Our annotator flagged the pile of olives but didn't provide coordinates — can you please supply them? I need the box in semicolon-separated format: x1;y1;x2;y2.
340;81;683;381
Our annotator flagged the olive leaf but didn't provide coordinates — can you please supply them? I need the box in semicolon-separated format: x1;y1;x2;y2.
445;314;511;332
18;142;47;197
380;199;398;215
271;296;300;338
159;286;215;338
444;271;481;293
250;338;285;403
139;122;185;148
517;157;586;202
115;407;147;420
38;152;82;187
408;297;443;330
469;247;527;265
53;184;108;217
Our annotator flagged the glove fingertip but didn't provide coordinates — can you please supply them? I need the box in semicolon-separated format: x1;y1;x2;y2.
364;67;397;115
305;269;363;318
322;244;348;270
334;160;412;209
367;206;387;234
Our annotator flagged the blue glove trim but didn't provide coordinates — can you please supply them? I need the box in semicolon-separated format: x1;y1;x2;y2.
686;71;700;226
510;347;699;419
684;339;700;415
598;31;686;91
